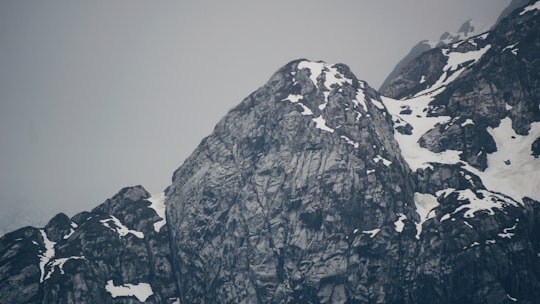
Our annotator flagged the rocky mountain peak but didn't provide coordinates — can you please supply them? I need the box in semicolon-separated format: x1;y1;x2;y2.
165;58;419;303
2;1;540;303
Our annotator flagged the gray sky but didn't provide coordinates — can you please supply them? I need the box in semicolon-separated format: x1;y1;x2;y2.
0;0;510;230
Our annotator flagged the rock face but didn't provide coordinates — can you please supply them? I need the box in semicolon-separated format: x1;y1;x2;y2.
382;1;540;170
166;59;418;303
1;1;540;303
378;19;489;94
1;186;179;303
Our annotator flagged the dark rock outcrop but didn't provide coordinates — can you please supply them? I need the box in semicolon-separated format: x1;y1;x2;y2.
1;186;178;303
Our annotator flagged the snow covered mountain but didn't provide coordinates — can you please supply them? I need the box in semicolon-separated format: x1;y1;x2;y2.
1;1;540;303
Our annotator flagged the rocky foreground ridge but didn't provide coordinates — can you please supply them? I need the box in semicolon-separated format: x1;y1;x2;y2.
1;1;540;303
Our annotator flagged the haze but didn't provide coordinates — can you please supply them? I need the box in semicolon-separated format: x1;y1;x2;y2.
0;0;510;233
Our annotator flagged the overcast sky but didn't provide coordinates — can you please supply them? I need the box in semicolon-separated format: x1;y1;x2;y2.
0;0;511;231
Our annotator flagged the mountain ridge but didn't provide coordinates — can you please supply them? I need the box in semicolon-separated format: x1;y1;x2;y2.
1;1;540;303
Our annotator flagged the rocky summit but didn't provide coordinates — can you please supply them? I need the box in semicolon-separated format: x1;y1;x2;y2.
2;1;540;303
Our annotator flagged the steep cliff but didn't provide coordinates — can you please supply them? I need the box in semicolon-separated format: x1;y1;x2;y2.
1;1;540;303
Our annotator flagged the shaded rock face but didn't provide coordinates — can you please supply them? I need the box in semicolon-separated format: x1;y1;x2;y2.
166;59;418;303
0;185;178;304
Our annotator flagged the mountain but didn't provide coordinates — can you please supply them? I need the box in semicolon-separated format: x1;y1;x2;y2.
1;1;540;303
378;19;490;93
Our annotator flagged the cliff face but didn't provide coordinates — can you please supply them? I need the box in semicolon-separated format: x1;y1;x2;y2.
165;59;418;303
381;0;540;171
1;1;540;304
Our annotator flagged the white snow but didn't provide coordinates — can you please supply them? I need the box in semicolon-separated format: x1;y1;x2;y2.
370;98;386;111
63;229;74;239
520;1;540;15
382;94;462;170
441;189;519;219
362;228;381;238
461;119;474;127
373;155;392;167
383;91;540;204
503;43;519;56
298;103;314;115
105;280;154;302
414;193;439;239
340;135;359;148
100;216;144;239
282;94;313;116
507;294;518;302
394;213;407;233
419;75;426;84
147;192;167;232
283;94;303;103
473;118;540;202
352;88;368;113
312;116;335;133
498;223;517;239
366;169;376;175
44;256;85;280
297;61;324;88
412;44;491;98
297;60;353;104
38;229;56;283
440;214;451;222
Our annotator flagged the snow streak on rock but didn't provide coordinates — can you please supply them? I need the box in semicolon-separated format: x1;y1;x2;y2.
44;256;86;280
38;229;55;283
105;280;154;302
414;193;439;239
147;192;167;232
100;216;144;239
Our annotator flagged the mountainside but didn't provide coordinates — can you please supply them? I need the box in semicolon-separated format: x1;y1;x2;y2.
1;1;540;303
378;19;490;94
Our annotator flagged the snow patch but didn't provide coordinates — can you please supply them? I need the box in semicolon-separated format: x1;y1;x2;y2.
373;155;392;167
450;189;519;219
382;94;461;170
461;119;474;127
147;192;167;232
352;88;368;112
39;229;56;283
312;116;335;133
105;280;154;302
340;135;359;148
477;118;540;202
498;223;517;239
414;193;439;239
44;256;85;280
413;44;491;98
100;216;144;239
503;43;519;56
520;1;540;15
283;94;303;103
507;294;518;302
362;228;381;238
394;213;407;233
